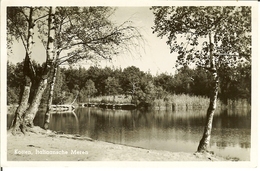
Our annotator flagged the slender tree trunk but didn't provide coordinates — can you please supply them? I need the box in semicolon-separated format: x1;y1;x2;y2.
11;7;35;135
197;72;219;152
71;91;79;105
197;32;219;152
43;6;57;129
43;65;57;129
23;7;56;128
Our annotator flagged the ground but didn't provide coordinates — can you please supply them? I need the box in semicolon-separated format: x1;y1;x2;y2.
7;126;227;161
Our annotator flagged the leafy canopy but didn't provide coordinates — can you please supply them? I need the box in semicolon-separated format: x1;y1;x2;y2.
37;7;143;65
151;6;251;70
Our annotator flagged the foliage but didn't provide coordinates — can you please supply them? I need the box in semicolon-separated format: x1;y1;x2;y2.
105;77;122;96
150;6;251;104
7;88;19;105
151;6;251;69
80;79;98;102
191;67;213;97
7;60;45;105
34;7;144;66
7;62;251;107
154;73;175;93
6;8;252;107
121;66;144;95
7;7;45;54
218;62;251;104
7;62;22;104
172;66;194;94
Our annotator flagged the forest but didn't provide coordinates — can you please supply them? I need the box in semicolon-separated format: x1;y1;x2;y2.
7;60;251;108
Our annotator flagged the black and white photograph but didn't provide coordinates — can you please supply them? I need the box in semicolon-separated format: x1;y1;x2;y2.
1;0;258;168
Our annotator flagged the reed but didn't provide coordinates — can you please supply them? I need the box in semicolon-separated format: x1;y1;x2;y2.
82;94;249;111
88;95;132;104
227;99;251;109
152;94;223;111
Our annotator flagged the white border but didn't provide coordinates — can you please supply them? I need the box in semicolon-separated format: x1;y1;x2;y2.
1;0;258;168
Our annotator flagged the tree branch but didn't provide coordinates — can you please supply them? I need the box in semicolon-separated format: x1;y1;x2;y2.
17;8;29;22
35;14;49;22
7;16;28;53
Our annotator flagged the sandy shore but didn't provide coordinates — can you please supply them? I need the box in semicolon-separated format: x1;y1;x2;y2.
7;126;227;161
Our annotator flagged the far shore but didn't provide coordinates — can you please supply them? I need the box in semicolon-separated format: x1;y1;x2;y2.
7;126;230;161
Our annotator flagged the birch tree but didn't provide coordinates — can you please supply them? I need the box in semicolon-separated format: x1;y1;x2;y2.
23;7;56;127
7;7;48;134
8;6;143;131
151;6;251;152
41;7;143;129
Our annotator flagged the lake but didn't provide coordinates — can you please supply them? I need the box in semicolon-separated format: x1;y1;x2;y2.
7;107;251;160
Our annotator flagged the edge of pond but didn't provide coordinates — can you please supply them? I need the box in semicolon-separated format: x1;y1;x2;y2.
6;126;235;162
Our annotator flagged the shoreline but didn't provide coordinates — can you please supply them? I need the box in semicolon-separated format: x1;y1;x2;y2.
7;126;229;161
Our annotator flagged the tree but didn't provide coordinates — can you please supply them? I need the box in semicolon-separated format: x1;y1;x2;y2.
172;66;194;94
96;67;114;95
218;62;251;104
42;7;143;128
43;67;68;105
142;81;157;105
7;60;43;106
192;67;213;97
151;6;251;152
7;7;59;131
121;66;143;96
104;77;122;98
7;7;49;134
14;7;56;129
7;61;22;105
80;79;97;102
41;7;57;129
154;73;175;93
6;6;142;130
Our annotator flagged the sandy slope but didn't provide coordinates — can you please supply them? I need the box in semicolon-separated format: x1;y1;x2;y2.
7;126;227;161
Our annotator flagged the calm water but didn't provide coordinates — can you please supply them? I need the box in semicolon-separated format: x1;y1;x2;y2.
7;107;251;160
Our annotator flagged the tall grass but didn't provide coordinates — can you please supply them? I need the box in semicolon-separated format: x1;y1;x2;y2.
80;94;250;111
227;99;251;109
151;94;214;111
86;95;132;104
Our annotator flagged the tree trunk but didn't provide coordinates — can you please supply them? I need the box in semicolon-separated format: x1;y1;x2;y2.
11;7;35;135
43;7;57;129
22;7;56;128
197;31;219;153
11;75;31;134
197;73;219;152
43;66;57;129
23;77;48;127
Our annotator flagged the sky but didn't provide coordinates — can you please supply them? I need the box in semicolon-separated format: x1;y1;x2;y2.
107;7;178;75
8;7;178;76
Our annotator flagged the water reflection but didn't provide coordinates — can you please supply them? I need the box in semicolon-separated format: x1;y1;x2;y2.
49;112;79;134
7;107;251;160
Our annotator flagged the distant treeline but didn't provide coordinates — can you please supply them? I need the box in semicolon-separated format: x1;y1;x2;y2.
7;60;251;108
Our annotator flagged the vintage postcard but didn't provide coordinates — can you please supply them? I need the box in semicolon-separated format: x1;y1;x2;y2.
1;0;258;169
